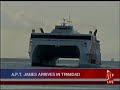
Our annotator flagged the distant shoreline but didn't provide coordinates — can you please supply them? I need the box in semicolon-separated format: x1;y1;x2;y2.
0;58;120;62
0;58;29;60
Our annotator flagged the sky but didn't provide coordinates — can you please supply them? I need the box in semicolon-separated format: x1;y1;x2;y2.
1;1;119;61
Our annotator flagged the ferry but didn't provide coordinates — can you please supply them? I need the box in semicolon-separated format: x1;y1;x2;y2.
28;17;101;67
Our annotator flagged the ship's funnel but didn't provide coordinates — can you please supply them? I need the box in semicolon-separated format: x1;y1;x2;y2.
94;29;97;36
40;28;44;33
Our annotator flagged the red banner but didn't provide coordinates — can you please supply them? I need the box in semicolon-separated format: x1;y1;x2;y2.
1;69;120;85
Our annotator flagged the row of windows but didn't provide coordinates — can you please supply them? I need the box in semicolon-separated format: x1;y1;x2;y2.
55;26;72;29
31;34;91;40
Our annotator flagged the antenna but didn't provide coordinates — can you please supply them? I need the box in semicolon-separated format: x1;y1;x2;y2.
68;8;70;21
67;13;72;25
41;16;43;28
62;17;66;26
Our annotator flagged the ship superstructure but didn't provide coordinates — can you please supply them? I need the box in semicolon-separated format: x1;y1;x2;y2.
28;18;101;67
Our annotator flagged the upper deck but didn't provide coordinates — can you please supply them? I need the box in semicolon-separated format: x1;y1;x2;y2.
30;18;100;43
51;19;75;34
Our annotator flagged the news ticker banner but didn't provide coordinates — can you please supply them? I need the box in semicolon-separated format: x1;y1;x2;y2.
1;69;120;84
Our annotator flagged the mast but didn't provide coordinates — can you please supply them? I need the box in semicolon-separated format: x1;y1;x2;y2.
68;13;72;25
69;13;70;24
62;18;66;26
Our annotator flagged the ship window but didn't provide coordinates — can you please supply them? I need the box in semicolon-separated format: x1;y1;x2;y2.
58;26;70;29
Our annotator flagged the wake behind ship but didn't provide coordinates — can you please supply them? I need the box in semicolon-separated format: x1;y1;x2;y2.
28;18;101;67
